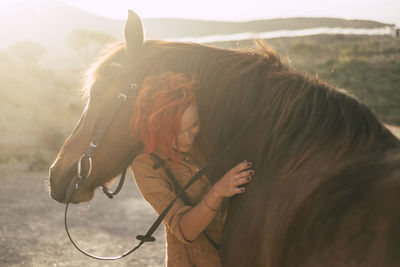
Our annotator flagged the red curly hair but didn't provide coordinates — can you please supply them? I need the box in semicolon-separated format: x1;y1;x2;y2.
132;72;197;162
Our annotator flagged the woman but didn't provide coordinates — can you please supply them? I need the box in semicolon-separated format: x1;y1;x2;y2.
131;72;254;267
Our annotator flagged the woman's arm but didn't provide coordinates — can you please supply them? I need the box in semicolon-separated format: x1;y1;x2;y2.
178;160;254;241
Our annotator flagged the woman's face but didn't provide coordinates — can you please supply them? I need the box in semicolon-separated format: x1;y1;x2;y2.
173;104;200;152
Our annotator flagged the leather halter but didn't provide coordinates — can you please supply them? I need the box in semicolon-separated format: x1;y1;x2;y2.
64;82;142;260
64;79;261;260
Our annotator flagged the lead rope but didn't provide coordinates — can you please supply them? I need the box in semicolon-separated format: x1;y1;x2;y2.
64;165;146;260
65;106;259;260
134;107;259;247
64;84;261;260
150;153;220;251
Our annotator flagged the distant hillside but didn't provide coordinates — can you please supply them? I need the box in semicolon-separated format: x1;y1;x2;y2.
0;0;391;47
0;0;393;69
143;17;390;39
0;0;123;68
0;0;123;49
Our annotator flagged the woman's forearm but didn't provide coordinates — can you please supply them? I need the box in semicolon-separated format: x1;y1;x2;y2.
178;160;253;242
178;188;223;241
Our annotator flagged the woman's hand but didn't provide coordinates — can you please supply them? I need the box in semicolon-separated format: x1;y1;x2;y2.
178;160;254;240
210;160;254;199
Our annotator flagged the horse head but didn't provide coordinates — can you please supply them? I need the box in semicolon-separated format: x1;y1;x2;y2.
49;11;145;203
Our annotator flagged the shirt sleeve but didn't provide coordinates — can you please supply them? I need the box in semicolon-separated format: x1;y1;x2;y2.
131;153;194;245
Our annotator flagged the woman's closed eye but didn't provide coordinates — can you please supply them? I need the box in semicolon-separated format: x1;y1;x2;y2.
179;120;200;134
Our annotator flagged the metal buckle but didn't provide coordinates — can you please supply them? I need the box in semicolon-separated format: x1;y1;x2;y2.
119;93;127;102
90;142;97;149
77;154;93;180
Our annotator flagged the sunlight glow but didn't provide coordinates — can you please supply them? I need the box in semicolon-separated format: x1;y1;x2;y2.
1;0;398;25
0;0;24;6
57;0;400;25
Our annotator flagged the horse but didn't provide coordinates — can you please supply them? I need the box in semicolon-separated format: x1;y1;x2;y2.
48;10;400;266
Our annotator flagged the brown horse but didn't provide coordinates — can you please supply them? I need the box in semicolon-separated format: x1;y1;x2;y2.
49;11;400;266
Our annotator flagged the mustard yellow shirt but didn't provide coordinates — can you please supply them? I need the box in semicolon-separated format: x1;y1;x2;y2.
131;152;226;267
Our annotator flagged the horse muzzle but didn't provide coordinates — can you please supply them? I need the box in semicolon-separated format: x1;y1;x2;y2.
49;155;93;203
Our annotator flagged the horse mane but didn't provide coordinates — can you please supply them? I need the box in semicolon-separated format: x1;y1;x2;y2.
252;73;398;172
80;40;399;177
78;42;126;100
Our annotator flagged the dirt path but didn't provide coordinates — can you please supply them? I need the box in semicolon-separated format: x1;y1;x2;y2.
0;164;166;267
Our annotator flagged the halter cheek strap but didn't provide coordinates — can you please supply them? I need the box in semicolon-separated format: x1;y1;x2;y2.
64;82;142;260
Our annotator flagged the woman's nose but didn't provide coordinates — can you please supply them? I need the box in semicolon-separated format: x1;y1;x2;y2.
182;132;192;143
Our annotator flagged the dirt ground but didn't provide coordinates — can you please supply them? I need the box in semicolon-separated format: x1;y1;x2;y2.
0;164;166;267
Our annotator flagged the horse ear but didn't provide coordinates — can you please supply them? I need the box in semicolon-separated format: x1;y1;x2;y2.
124;10;144;57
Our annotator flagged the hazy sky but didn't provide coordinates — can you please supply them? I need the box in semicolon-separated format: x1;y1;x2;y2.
57;0;399;26
1;0;399;26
